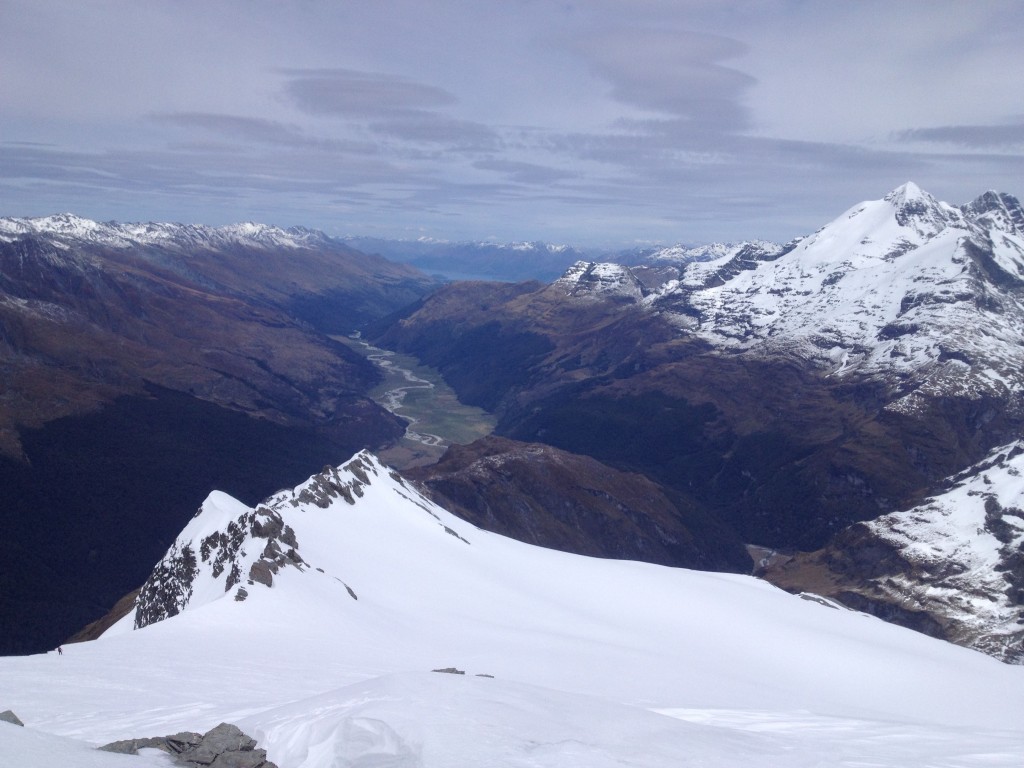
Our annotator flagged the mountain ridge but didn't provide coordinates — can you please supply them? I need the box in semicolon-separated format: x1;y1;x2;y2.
5;448;1024;767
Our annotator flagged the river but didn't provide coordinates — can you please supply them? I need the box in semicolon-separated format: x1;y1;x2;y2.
338;335;496;468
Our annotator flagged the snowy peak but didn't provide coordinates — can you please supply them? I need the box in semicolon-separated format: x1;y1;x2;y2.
552;261;647;300
635;183;1024;395
799;440;1024;663
0;213;335;252
880;181;967;238
131;451;472;630
963;191;1024;237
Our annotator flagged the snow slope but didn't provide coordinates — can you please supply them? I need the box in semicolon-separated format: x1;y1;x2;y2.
3;452;1024;767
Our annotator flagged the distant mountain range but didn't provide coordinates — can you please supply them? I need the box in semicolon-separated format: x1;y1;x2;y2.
340;235;778;282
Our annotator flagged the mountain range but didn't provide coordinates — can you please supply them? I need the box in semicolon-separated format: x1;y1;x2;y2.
4;182;1024;678
372;183;1024;660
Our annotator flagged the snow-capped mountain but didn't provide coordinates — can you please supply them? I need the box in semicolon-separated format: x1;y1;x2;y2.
761;439;1024;663
0;213;334;252
650;183;1024;397
641;239;784;265
553;183;1024;400
552;260;648;299
4;451;1024;767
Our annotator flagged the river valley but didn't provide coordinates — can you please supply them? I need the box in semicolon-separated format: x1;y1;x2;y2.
339;336;496;468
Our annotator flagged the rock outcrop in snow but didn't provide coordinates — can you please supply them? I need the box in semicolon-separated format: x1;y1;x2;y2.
100;722;278;768
132;452;465;629
761;440;1024;663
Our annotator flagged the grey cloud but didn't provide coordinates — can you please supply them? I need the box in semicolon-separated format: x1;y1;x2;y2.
473;159;578;185
282;68;458;118
279;68;499;152
572;28;753;130
154;113;309;145
896;123;1024;148
152;112;379;154
368;113;500;151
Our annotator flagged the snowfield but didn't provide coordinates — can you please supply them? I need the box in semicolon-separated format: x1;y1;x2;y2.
3;451;1024;767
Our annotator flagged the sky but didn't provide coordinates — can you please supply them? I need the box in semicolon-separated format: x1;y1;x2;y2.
2;0;1023;247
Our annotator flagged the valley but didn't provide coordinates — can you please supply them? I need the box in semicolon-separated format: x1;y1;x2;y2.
337;335;496;468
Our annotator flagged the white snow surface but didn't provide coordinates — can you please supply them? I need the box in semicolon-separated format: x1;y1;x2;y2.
644;239;783;266
3;451;1024;767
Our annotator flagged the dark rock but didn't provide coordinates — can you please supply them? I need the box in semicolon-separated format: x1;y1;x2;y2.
0;710;24;726
183;723;256;765
99;723;276;768
432;667;465;674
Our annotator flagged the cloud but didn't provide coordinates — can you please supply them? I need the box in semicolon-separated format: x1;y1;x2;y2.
282;68;458;118
472;159;578;185
896;123;1024;148
279;68;499;151
368;114;500;151
151;112;379;154
571;28;754;130
154;113;311;146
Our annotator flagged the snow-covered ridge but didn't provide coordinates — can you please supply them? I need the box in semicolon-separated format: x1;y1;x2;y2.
129;451;470;630
6;449;1024;767
644;239;783;265
671;183;1024;393
545;183;1024;399
552;260;647;299
0;213;335;251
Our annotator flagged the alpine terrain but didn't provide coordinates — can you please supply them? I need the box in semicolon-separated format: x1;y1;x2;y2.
0;214;438;654
3;452;1024;767
372;183;1024;657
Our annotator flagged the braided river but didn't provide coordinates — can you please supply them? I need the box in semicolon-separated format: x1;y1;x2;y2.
339;335;496;468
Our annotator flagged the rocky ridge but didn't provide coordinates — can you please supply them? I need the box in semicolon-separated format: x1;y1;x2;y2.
0;213;436;655
759;440;1024;663
131;451;460;627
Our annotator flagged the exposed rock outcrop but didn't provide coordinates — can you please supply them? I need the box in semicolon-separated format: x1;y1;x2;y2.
99;722;277;768
0;710;24;726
